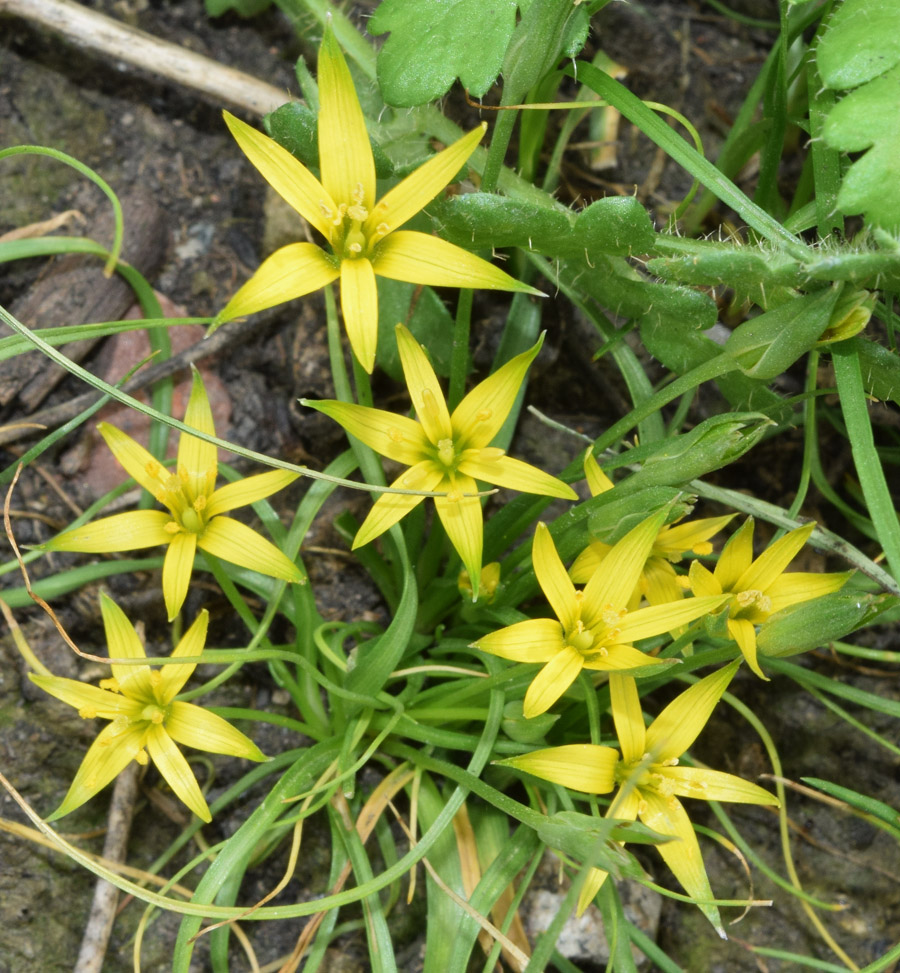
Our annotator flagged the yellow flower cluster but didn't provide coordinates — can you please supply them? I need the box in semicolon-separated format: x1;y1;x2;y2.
25;25;854;941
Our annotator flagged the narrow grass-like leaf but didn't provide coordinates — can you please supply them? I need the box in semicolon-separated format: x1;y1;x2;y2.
831;341;900;584
801;778;900;829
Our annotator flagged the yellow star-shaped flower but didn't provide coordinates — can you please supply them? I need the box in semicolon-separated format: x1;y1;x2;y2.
30;594;265;823
688;518;852;679
500;662;779;932
474;512;729;716
303;323;577;593
211;24;538;373
570;450;735;609
44;368;303;620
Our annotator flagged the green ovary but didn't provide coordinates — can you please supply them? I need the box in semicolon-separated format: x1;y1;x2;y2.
567;626;595;654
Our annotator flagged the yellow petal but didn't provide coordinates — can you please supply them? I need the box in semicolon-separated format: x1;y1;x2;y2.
531;523;578;633
641;558;683;607
654;515;735;559
100;592;154;697
615;595;728;642
452;336;543;450
457;451;577;499
44;510;172;553
317;23;376;211
179;368;217;504
215;243;339;325
197;516;303;583
302;397;430;465
340;257;379;372
715;517;754;590
373;230;542;294
735;522;816;594
145;723;211;822
688;558;721;598
727;617;767;680
28;673;142;721
206;470;300;519
765;570;852;614
584;448;614;497
222;111;335;240
474;617;566;664
364;124;486;238
582;508;668;628
568;541;611;585
523;644;584;717
645;660;741;762
577;867;611;917
657;766;779;806
609;673;646;764
162;530;197;621
158;609;209;701
395;323;452;444
353;463;444;549
638;790;723;936
97;423;168;499
166;700;265;761
48;722;146;821
433;472;484;595
582;644;671;673
500;744;618;794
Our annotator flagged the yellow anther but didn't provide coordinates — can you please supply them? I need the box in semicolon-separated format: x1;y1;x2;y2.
78;707;97;720
601;604;626;626
388;428;404;443
165;473;183;492
99;677;121;694
346;204;368;222
375;221;390;236
692;541;713;556
348;241;362;253
474;408;492;423
446;489;463;502
193;495;207;513
145;460;161;479
352;182;366;205
164;521;182;534
149;671;162;688
135;749;149;766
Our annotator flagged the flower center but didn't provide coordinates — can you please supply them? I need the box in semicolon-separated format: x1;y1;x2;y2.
326;182;389;260
152;465;215;535
567;620;595;654
436;437;456;468
141;703;168;725
733;588;772;619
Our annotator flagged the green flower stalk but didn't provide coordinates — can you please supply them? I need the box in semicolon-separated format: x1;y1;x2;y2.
688;518;852;678
303;323;576;594
30;594;265;823
500;661;779;932
211;24;538;373
473;512;729;717
43;368;303;621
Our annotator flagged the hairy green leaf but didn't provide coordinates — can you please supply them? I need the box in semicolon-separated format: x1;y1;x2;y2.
369;0;517;106
817;0;900;89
